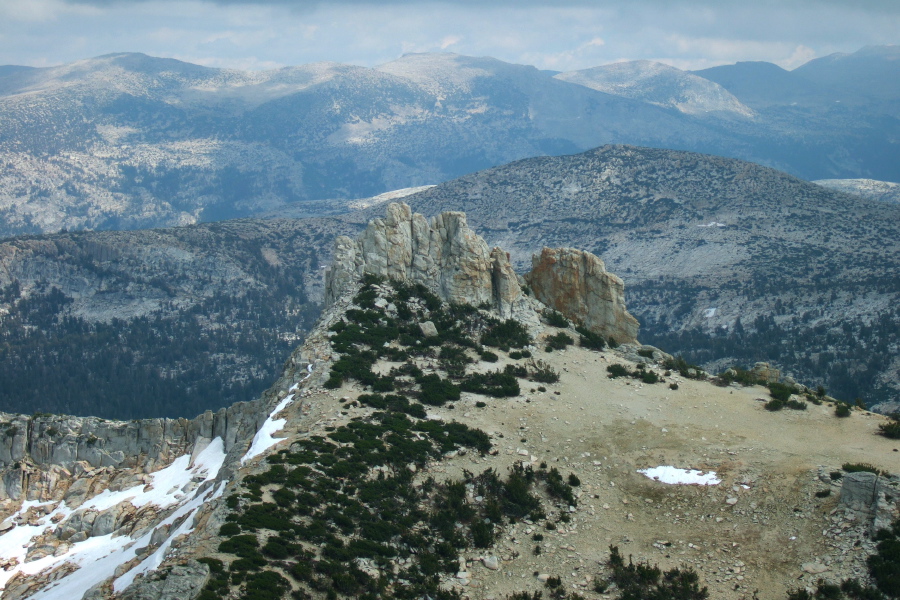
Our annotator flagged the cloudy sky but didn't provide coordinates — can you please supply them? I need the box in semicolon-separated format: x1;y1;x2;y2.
0;0;897;72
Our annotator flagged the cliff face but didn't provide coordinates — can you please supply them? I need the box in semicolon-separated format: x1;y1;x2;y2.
526;247;639;344
0;400;268;502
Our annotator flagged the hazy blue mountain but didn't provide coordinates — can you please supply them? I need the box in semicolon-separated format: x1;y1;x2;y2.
1;49;899;237
793;45;900;104
692;61;826;109
555;60;754;118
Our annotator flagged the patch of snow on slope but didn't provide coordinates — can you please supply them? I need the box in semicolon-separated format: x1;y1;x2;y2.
0;437;227;596
241;393;293;465
242;363;313;465
638;466;721;485
347;186;435;211
111;481;227;593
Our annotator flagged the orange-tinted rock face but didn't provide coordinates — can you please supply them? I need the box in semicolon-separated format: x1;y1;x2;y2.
525;247;639;344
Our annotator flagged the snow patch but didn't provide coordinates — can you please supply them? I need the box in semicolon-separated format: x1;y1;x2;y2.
242;363;312;465
638;466;721;486
697;221;727;228
241;394;294;465
703;308;717;318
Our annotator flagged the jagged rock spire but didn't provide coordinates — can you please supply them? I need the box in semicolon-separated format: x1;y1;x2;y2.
325;203;530;320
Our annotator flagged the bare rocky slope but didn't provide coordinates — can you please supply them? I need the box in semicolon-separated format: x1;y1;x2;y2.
0;204;896;600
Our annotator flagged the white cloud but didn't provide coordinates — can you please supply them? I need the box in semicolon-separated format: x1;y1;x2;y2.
0;0;896;72
440;35;462;50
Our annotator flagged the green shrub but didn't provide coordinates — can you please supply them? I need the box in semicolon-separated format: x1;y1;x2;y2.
482;319;531;349
879;418;900;440
576;326;606;351
842;463;889;476
640;370;659;384
765;399;784;411
663;356;704;379
545;332;574;352
835;403;852;418
197;557;224;573
460;370;520;397
606;364;628;378
372;377;395;392
480;350;499;363
471;519;494;548
530;361;560;384
504;363;528;378
542;309;569;328
219;534;262;559
868;519;900;598
769;381;799;402
541;467;576;506
607;545;708;600
417;374;461;406
637;348;654;359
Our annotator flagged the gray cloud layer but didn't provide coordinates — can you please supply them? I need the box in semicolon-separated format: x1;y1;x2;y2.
1;0;896;72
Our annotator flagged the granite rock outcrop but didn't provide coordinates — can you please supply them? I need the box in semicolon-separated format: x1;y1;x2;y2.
525;247;639;343
325;203;533;322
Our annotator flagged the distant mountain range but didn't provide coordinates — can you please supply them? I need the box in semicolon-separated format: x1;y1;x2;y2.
3;145;897;418
1;46;898;237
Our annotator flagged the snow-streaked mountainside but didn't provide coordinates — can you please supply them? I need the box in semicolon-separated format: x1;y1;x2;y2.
555;60;754;118
814;178;900;204
1;48;899;236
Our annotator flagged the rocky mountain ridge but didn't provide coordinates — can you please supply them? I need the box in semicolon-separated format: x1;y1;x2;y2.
1;144;897;420
0;203;643;597
384;145;900;412
2;204;896;599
